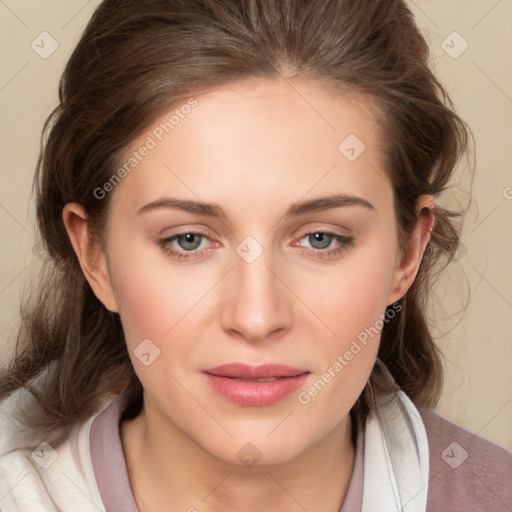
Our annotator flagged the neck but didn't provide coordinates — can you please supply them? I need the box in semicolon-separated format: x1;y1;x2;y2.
121;398;356;512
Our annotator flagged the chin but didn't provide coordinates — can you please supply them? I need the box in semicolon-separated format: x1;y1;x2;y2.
199;430;309;468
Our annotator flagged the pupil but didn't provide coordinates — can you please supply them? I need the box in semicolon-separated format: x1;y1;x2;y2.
310;233;331;249
179;233;201;250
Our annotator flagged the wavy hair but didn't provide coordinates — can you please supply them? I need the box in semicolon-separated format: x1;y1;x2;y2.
0;0;472;439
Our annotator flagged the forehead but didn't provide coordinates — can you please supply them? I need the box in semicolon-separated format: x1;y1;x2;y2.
110;78;390;216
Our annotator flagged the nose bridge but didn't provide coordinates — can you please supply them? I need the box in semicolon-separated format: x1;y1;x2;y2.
221;235;291;342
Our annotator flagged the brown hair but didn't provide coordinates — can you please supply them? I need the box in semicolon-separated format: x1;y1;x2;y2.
0;0;472;439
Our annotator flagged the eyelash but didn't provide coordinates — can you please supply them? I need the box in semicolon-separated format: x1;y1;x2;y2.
157;230;355;261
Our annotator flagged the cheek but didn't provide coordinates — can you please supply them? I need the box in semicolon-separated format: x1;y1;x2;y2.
107;248;204;404
106;233;194;347
299;236;396;396
311;239;396;349
312;272;387;378
290;278;392;454
112;273;203;356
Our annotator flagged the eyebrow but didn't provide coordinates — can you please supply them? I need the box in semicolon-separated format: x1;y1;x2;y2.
137;193;375;218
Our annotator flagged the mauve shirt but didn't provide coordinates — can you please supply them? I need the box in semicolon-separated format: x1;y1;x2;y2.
90;390;512;512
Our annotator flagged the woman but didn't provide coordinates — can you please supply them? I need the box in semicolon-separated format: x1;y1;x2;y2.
0;1;510;511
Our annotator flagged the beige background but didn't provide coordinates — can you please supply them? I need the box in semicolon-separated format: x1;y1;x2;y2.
0;1;511;451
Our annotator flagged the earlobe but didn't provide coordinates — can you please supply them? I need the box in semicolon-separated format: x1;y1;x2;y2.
62;203;119;312
387;195;435;305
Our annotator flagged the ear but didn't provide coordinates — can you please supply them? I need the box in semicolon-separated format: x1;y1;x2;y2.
387;195;435;305
62;203;119;312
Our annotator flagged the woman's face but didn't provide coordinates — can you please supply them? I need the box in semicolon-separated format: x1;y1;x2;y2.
94;78;409;465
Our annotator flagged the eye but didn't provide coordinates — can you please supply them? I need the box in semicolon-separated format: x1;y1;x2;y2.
157;229;355;261
293;231;355;259
173;233;205;251
157;230;218;260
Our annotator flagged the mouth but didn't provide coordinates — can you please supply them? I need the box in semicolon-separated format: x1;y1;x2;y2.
202;362;308;379
202;363;310;406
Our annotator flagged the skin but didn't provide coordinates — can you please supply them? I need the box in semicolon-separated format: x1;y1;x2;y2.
63;77;434;512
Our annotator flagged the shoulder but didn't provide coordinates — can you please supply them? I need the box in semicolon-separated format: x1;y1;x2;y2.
419;408;512;512
0;388;108;511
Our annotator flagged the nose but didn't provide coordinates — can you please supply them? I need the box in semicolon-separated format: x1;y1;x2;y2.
220;241;293;344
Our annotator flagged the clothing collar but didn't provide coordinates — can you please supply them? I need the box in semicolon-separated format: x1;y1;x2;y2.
362;359;430;512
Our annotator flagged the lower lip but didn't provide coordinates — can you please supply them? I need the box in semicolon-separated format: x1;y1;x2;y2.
203;373;309;406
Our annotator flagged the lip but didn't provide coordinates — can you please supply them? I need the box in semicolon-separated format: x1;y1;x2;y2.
202;363;310;406
203;363;307;379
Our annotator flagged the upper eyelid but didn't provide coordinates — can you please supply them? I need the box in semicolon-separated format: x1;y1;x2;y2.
163;221;350;237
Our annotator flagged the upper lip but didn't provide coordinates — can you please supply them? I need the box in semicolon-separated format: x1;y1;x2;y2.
203;363;309;379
